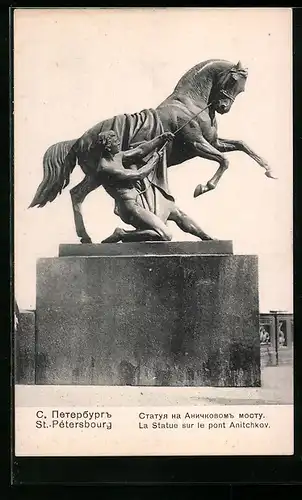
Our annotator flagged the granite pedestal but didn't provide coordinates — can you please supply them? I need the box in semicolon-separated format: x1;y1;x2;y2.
15;310;36;384
35;241;260;386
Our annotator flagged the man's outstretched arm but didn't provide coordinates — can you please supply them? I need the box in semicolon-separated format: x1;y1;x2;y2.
122;132;174;163
99;152;161;182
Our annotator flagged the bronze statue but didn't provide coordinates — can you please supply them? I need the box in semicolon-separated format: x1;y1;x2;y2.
30;59;276;243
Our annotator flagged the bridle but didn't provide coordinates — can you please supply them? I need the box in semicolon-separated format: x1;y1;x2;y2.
216;69;237;103
219;88;236;102
217;67;247;103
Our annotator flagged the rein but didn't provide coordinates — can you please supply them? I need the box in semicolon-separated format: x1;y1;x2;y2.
135;68;240;198
135;101;213;198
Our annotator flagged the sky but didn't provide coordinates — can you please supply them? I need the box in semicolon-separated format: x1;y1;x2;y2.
14;8;293;312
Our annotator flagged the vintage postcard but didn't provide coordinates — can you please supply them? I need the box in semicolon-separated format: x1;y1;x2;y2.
13;7;293;457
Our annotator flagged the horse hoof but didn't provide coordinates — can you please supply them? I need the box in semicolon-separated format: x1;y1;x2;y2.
265;171;278;180
193;184;206;198
80;237;92;244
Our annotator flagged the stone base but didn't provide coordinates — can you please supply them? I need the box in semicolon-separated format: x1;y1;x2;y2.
15;310;36;384
35;242;260;386
59;240;233;257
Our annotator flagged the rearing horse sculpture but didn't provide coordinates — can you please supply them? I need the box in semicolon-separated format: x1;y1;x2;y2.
30;59;276;243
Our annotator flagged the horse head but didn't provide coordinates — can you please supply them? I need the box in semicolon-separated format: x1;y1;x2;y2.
213;60;248;115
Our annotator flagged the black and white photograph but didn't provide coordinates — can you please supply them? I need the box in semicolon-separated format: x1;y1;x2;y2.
13;7;293;456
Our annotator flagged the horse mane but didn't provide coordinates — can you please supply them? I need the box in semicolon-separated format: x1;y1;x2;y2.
173;59;234;92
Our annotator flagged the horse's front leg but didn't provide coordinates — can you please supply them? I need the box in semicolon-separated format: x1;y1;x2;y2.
215;138;277;179
190;138;230;198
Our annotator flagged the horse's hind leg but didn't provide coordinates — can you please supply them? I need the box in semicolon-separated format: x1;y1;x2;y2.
70;176;99;243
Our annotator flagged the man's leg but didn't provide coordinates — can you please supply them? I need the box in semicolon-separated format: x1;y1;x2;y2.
102;227;163;243
102;202;172;243
168;206;213;240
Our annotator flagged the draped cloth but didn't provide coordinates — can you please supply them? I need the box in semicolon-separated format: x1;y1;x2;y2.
77;108;175;223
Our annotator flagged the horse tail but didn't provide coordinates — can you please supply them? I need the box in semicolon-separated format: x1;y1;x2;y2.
29;139;78;208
